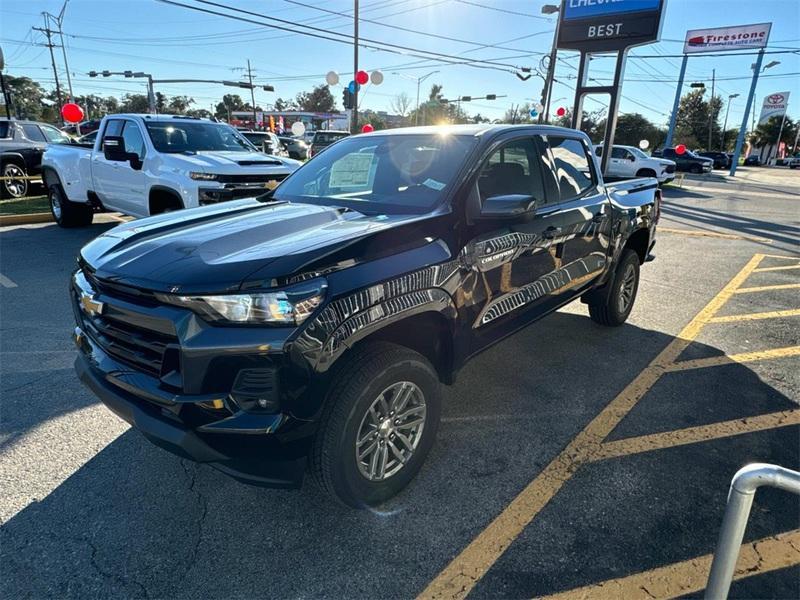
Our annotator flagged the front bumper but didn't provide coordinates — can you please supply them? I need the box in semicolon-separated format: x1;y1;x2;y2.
75;340;309;488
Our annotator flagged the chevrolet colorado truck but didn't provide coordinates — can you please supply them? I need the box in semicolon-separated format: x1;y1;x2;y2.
71;124;660;507
42;114;300;227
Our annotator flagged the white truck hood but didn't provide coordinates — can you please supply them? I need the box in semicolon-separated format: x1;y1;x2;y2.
162;150;300;173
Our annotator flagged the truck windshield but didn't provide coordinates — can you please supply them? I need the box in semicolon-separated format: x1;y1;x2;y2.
144;121;257;153
273;133;477;215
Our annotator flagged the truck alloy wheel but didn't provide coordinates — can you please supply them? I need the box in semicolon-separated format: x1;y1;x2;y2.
355;381;427;481
50;188;63;221
2;164;28;198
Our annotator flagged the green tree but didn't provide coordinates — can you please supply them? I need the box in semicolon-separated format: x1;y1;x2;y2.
295;85;335;112
120;94;151;113
673;89;723;150
595;113;663;149
407;84;468;125
4;76;47;120
167;95;194;114
215;94;250;120
750;115;797;149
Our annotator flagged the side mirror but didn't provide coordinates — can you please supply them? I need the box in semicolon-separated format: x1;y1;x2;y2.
103;136;141;170
478;194;537;220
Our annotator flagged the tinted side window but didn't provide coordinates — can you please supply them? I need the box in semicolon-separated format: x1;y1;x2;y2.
102;119;125;140
0;122;10;138
40;124;72;144
121;122;146;159
478;138;546;204
21;124;46;142
546;137;595;201
611;147;627;159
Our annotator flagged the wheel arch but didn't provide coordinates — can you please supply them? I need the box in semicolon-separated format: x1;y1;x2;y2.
148;185;184;215
623;227;651;265
1;151;27;169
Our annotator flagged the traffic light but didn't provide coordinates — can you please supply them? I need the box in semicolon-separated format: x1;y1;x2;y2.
485;94;496;100
342;88;353;109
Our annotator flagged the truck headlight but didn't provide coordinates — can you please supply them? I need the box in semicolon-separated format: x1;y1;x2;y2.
190;172;219;181
157;279;326;326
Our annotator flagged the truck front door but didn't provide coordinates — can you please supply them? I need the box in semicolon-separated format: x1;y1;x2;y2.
461;135;576;354
92;119;148;217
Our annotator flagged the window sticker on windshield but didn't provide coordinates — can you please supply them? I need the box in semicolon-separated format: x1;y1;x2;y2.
330;153;373;187
422;178;445;191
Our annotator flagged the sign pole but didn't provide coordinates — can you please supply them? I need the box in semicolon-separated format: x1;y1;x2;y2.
772;110;788;163
730;48;765;176
664;54;687;148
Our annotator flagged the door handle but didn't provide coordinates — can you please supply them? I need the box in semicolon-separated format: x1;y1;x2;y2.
543;226;562;239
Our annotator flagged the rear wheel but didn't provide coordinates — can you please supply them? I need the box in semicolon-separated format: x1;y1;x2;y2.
311;342;441;508
49;185;93;228
690;164;702;174
588;249;640;326
2;162;28;199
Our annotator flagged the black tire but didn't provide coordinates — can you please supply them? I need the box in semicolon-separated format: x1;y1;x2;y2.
49;185;93;228
690;164;702;174
1;161;29;199
588;249;640;327
311;341;442;508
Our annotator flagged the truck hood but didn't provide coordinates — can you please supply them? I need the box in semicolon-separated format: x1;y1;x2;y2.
163;150;299;172
81;199;427;293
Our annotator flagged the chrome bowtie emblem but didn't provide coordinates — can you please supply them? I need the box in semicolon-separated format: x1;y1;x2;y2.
79;291;105;317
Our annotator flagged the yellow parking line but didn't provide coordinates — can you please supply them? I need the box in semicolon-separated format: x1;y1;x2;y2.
708;308;800;323
592;410;800;462
417;254;765;600
734;283;800;293
666;346;800;372
759;254;800;260
753;264;800;272
540;529;800;600
657;227;773;243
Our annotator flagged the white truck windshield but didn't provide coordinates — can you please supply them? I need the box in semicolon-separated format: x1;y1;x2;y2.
144;121;256;153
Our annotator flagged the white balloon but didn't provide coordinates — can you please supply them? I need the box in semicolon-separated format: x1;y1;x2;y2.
534;102;543;112
291;121;306;137
370;70;384;85
325;71;339;86
639;139;650;149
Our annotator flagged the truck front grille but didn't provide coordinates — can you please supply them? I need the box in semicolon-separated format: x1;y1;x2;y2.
216;173;288;184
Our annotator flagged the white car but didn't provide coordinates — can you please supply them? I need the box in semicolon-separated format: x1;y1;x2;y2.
42;114;301;227
594;144;676;185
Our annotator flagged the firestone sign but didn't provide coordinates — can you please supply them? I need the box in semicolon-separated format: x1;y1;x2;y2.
683;23;771;54
758;91;790;125
558;0;665;52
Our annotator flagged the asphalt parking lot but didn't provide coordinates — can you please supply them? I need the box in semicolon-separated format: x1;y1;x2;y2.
1;167;798;599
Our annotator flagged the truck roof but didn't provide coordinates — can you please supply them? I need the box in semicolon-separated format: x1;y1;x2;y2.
361;124;588;138
103;114;215;122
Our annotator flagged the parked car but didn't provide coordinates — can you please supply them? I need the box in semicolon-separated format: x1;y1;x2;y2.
61;119;103;137
240;130;289;157
788;156;800;169
744;155;761;166
71;124;660;507
76;130;99;146
0;118;73;198
42;114;300;226
697;151;730;169
653;147;713;173
309;130;350;158
278;135;309;160
593;144;676;185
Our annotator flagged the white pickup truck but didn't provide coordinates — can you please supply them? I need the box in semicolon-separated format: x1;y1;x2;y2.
593;144;677;185
42;114;301;227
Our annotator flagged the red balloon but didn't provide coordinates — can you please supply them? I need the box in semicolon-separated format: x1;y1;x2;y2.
61;103;84;123
675;144;687;155
361;123;374;133
555;106;566;117
355;70;369;86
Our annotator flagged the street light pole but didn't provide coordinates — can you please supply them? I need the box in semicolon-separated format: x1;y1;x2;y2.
352;0;359;134
721;93;738;151
540;3;561;124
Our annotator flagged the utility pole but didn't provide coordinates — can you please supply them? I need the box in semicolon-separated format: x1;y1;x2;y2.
49;1;74;101
721;93;738;151
540;3;562;123
34;17;63;114
352;0;359;134
772;110;788;163
707;69;715;150
247;59;257;129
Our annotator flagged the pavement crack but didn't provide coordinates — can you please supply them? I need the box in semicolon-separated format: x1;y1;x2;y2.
639;584;657;599
88;537;151;599
175;459;209;586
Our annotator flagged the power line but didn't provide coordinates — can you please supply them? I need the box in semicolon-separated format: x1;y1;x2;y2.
453;0;551;20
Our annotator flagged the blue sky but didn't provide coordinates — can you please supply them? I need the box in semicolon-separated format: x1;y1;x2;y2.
2;0;798;129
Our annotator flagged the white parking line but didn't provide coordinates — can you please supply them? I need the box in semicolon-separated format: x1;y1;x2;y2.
0;273;18;288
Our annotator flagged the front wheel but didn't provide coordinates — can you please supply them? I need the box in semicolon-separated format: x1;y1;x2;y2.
690;164;702;174
311;342;441;508
588;249;640;326
49;185;93;228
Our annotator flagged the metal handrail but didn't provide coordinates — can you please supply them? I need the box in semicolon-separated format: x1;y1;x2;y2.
705;463;800;599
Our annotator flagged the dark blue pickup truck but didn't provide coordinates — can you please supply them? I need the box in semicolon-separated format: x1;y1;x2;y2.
71;124;660;507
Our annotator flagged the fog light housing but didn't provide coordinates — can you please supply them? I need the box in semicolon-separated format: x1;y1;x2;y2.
230;368;279;413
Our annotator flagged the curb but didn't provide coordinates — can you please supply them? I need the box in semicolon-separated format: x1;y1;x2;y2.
0;212;53;226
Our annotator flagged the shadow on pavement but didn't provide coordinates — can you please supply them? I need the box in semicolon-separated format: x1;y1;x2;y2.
3;313;798;599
